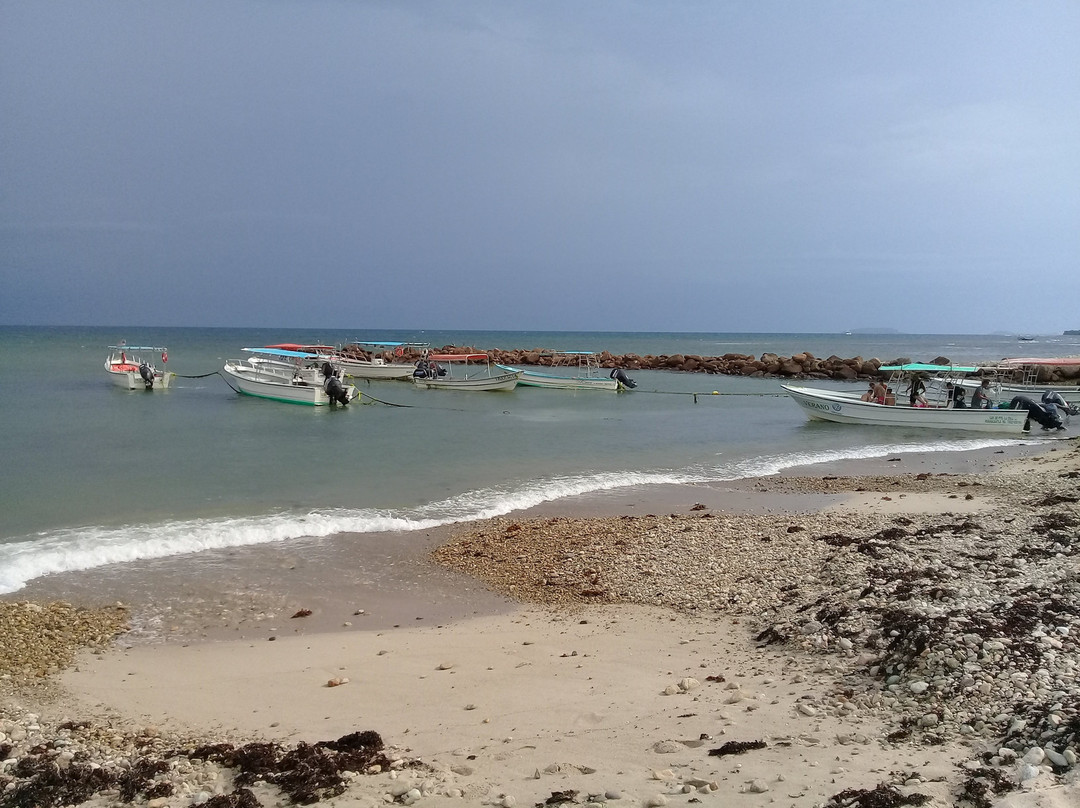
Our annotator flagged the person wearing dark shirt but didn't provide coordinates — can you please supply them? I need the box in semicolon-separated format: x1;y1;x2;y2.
971;380;994;409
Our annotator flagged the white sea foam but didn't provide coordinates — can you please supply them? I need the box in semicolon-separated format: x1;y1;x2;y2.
704;436;1026;480
0;436;1028;594
0;469;696;594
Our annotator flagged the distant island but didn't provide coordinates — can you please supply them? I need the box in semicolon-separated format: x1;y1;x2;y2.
1065;330;1080;335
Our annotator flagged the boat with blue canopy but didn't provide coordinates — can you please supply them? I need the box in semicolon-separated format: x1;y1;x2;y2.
221;348;358;406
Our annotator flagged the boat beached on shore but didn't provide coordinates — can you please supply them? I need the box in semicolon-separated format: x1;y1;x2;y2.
782;363;1030;434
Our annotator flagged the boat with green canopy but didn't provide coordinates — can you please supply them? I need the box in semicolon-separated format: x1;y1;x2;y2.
782;363;1029;433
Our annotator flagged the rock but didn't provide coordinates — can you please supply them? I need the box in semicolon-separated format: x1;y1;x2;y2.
652;740;683;754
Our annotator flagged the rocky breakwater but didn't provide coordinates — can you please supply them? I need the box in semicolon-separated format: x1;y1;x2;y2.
479;347;886;380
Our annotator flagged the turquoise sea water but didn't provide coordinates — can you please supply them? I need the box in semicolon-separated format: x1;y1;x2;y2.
2;326;1078;595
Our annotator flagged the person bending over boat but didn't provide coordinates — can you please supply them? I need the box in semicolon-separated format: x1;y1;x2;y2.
971;379;994;409
866;380;888;404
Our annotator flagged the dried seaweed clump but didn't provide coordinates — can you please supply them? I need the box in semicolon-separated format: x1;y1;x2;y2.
955;767;1015;808
189;730;394;804
707;739;767;757
204;787;261;808
825;783;930;808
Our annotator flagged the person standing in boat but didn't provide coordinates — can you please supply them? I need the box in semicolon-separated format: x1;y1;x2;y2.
907;373;929;407
971;379;994;409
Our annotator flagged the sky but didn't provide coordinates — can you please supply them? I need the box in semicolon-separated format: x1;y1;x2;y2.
2;1;1078;334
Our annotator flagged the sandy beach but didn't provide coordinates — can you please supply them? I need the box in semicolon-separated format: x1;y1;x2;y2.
2;440;1079;808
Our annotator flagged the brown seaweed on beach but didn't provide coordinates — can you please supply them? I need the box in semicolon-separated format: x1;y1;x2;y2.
204;790;261;808
707;739;766;757
116;756;171;801
825;784;930;808
1030;511;1079;535
291;609;313;618
956;767;1015;808
1;757;118;808
539;790;579;806
1032;493;1078;506
188;731;395;805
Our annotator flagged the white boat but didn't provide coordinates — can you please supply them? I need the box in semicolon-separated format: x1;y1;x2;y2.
340;341;430;380
413;353;522;391
266;342;425;380
782;362;1030;434
221;348;358;406
955;357;1080;407
105;345;174;390
495;351;632;391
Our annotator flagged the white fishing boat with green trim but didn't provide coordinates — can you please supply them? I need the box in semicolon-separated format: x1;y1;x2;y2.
956;357;1080;407
222;348;358;406
783;363;1029;434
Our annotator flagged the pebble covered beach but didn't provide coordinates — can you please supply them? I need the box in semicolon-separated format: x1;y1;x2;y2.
2;442;1079;808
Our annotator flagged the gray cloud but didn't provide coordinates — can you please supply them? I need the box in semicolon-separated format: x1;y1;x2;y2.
2;1;1078;333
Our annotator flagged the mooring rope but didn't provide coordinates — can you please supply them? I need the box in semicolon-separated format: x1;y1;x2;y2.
173;368;785;407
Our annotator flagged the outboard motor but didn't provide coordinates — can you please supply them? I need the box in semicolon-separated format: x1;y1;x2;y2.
138;362;155;389
413;359;445;379
1042;390;1079;419
610;368;637;389
322;362;350;405
1010;395;1064;431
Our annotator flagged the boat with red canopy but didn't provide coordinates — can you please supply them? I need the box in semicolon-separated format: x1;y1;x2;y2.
413;353;521;391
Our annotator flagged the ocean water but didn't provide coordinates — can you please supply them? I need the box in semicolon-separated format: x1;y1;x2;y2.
2;326;1077;595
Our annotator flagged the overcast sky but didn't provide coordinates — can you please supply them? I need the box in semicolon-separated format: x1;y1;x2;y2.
2;2;1078;334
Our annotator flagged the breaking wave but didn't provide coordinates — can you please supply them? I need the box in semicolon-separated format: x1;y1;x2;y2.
0;435;1026;593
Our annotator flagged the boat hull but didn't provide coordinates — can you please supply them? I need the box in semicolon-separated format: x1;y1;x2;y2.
413;370;521;391
782;385;1029;433
337;358;415;380
222;363;358;405
954;380;1080;406
495;365;619;391
105;365;174;390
